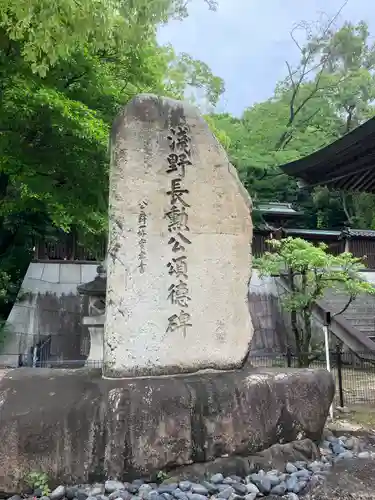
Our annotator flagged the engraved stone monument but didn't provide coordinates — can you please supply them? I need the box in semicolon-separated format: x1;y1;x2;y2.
104;94;253;377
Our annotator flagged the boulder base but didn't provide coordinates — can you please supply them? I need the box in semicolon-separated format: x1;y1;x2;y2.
0;366;334;492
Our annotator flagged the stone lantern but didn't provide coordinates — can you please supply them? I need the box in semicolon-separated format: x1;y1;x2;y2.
77;261;106;365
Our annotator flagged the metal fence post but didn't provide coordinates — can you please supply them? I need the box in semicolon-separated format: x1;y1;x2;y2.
336;343;345;408
323;311;333;419
286;346;292;367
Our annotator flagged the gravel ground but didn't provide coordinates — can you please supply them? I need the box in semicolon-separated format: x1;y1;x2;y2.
6;432;375;500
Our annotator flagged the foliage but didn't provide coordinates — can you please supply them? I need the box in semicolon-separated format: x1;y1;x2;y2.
25;471;50;496
256;237;375;367
0;0;225;317
0;270;11;300
156;470;169;482
0;0;218;75
211;18;375;230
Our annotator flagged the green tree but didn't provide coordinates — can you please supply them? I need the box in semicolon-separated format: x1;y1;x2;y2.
0;0;224;314
0;0;218;75
256;237;375;367
211;18;375;230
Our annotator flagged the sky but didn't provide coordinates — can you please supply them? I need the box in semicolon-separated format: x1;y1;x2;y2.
158;0;375;116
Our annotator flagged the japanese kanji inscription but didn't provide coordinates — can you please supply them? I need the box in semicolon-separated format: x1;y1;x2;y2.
105;94;253;378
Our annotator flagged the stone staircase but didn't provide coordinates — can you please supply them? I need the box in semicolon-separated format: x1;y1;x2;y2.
323;288;375;342
277;275;375;358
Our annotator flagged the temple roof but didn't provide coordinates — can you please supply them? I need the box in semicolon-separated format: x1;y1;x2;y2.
254;202;301;216
279;116;375;193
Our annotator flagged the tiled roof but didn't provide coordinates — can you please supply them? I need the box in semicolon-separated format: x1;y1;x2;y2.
342;228;375;239
279;116;375;193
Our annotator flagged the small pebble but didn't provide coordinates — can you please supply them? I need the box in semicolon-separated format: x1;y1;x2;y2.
244;484;259;495
138;485;154;500
286;476;298;492
77;492;89;500
217;487;234;499
331;443;346;455
251;476;271;495
293;480;307;494
344;438;355;450
201;482;218;495
106;482;127;494
285;494;299;500
186;494;207;500
358;451;371;459
222;478;236;485
266;474;280;487
270;482;286;496
231;483;247;496
307;461;323;473
229;476;242;483
89;486;105;497
65;487;77;500
173;492;189;500
210;474;224;485
128;486;140;494
179;482;192;492
158;486;178;494
191;485;208;496
109;492;131;500
285;462;298;474
50;486;66;500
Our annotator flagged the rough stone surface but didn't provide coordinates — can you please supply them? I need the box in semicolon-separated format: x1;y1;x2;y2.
0;366;333;492
105;93;253;378
166;439;320;482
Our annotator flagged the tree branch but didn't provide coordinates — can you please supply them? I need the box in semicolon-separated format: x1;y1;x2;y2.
64;72;87;89
275;1;350;151
333;294;355;317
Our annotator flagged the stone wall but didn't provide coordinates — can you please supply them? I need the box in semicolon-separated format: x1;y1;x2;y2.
0;262;98;366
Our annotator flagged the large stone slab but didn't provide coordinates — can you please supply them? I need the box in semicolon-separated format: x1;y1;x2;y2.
105;94;253;377
0;366;334;492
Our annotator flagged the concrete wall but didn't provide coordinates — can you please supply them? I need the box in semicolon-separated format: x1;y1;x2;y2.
3;265;371;367
248;271;289;354
248;270;333;355
0;262;98;366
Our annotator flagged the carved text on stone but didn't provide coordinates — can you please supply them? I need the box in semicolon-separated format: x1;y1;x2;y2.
138;200;148;273
165;124;193;337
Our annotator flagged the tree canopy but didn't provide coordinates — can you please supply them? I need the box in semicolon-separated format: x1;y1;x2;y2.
256;237;375;366
0;0;224;316
211;18;375;230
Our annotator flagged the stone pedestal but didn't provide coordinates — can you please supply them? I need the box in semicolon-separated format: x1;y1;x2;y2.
0;365;334;492
82;316;104;366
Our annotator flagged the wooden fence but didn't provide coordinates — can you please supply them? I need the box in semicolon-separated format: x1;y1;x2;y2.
33;231;375;268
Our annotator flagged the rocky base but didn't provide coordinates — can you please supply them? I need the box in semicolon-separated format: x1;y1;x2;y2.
4;433;375;500
0;366;333;492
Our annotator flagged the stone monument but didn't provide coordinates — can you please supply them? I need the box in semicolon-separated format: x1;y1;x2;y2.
104;94;253;377
0;95;335;492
